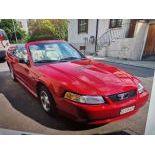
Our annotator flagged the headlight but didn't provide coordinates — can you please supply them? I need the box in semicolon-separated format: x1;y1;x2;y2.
138;83;144;94
64;92;105;104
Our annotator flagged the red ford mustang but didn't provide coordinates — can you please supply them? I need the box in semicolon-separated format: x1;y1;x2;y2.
6;40;149;125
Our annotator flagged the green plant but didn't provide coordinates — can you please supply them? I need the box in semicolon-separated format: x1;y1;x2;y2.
0;19;27;43
28;19;68;42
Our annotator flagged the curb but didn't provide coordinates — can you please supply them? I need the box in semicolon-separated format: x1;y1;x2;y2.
87;56;155;70
0;128;37;135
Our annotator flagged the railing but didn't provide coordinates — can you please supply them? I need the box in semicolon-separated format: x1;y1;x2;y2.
97;23;131;50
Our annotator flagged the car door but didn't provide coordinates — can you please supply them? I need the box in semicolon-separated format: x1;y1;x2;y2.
13;46;31;87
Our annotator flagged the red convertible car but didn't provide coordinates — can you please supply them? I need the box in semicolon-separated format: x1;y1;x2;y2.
6;40;149;125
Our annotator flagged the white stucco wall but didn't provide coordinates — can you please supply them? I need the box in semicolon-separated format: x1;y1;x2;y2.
98;19;109;37
68;19;130;42
133;22;148;60
105;38;136;59
98;21;148;60
68;19;97;53
68;19;148;60
68;19;131;54
98;19;130;38
68;19;97;44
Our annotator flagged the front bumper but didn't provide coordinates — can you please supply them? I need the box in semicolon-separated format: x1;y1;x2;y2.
55;90;149;125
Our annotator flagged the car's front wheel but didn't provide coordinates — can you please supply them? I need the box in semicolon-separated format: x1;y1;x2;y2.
39;86;57;115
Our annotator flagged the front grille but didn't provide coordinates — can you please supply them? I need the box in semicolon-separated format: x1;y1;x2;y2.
108;90;137;102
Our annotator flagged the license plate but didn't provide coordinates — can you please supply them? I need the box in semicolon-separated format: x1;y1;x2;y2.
120;106;135;115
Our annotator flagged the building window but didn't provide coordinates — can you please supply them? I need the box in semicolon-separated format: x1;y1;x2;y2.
78;19;88;33
109;19;123;28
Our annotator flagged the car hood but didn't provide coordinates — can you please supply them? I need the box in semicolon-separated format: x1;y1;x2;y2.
36;59;139;96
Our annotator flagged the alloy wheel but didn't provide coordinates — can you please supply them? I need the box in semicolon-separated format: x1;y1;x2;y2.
40;90;51;112
10;65;15;80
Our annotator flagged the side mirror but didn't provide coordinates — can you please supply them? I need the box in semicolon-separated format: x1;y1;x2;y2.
19;58;29;65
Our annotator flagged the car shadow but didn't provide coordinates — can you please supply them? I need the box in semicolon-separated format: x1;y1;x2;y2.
0;71;100;131
94;130;131;135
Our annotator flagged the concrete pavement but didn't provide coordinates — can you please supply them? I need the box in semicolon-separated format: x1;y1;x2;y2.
0;61;9;72
0;127;37;135
0;93;149;135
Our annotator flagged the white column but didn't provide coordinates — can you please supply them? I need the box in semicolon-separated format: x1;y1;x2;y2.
145;71;155;134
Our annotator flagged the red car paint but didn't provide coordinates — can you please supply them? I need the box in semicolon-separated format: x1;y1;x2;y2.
6;40;149;125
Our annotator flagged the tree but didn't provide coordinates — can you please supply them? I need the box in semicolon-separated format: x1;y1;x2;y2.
0;19;26;43
27;19;68;42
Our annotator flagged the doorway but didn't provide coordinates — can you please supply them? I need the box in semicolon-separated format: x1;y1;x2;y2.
143;24;155;60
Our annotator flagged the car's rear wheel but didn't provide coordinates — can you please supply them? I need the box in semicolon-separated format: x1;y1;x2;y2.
9;64;17;81
0;57;5;63
39;86;57;115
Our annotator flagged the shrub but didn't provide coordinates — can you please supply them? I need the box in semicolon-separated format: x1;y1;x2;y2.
27;19;68;42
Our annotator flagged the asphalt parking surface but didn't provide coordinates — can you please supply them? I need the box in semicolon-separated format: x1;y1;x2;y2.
0;61;154;134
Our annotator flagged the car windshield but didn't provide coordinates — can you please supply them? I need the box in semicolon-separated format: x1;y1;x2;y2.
29;42;86;63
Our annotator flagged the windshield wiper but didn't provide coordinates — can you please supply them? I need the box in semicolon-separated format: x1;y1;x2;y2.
35;57;87;63
59;57;82;62
35;60;59;63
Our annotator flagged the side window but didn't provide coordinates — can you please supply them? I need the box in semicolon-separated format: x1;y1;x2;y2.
14;46;28;61
109;19;123;28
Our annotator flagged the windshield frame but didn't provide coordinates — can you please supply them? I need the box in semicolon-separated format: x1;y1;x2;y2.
28;41;86;64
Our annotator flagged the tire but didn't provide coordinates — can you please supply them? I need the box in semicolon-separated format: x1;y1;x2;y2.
9;64;17;81
0;58;5;63
0;51;6;63
39;85;57;115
